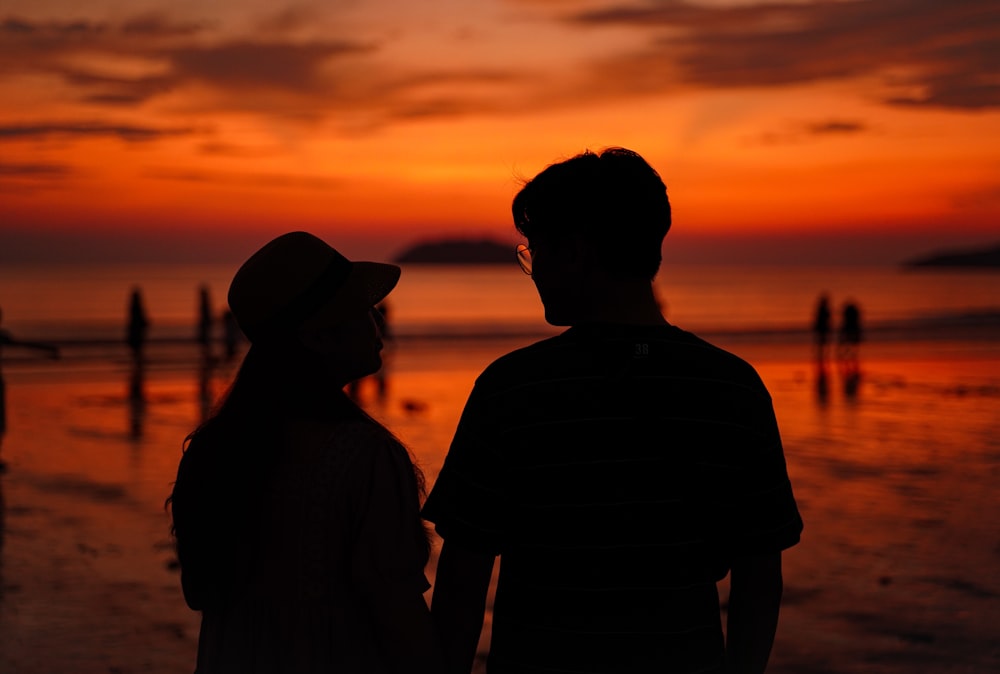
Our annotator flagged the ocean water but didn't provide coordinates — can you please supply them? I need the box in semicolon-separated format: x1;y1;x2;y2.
1;261;999;672
1;261;997;343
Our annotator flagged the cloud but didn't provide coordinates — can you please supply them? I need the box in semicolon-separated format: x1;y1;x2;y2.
559;0;1000;110
0;122;196;142
0;161;75;193
806;120;867;135
0;13;517;123
255;6;326;34
0;161;72;177
4;0;992;141
61;69;178;106
144;166;342;190
166;40;372;93
750;118;870;145
0;16;110;38
197;141;275;157
120;13;205;37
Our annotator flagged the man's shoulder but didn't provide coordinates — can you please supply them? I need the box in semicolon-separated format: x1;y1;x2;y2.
665;326;763;376
472;324;765;392
474;332;570;387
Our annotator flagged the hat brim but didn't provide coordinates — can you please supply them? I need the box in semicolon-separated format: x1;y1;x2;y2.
323;261;401;318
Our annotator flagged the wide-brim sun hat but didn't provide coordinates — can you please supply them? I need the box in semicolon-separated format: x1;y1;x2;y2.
227;231;400;343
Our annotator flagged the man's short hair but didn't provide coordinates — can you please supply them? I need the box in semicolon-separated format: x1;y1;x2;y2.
512;147;671;280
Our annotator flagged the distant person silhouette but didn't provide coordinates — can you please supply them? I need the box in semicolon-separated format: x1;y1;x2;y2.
126;287;150;364
423;148;803;674
167;232;441;673
838;299;862;370
196;284;214;360
837;299;863;400
0;307;59;472
812;293;832;361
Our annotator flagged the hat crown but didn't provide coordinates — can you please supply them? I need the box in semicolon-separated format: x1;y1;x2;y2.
228;232;349;340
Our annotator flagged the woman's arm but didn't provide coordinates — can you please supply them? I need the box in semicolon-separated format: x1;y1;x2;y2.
431;539;496;674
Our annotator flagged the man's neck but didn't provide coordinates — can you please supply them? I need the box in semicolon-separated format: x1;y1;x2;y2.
577;279;667;326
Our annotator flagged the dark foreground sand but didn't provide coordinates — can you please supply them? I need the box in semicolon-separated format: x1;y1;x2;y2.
1;339;998;673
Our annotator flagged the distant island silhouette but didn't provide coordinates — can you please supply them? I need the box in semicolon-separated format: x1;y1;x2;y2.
393;238;512;265
903;243;1000;269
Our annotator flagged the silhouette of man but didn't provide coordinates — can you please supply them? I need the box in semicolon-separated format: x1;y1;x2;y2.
423;148;803;674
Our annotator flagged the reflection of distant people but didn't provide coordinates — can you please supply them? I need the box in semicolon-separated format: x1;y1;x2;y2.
1;306;59;472
126;287;150;363
815;359;830;407
197;285;214;359
128;359;147;441
843;367;861;401
812;293;832;361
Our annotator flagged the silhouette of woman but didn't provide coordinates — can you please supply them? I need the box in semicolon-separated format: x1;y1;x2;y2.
167;232;441;673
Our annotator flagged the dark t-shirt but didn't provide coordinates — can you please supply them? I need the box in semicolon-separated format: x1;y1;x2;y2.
422;323;803;674
175;418;430;674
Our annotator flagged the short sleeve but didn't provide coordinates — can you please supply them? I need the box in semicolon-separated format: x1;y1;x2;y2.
349;430;431;594
421;382;506;555
727;391;803;556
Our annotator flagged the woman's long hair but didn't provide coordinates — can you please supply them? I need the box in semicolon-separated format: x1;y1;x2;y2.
166;335;429;610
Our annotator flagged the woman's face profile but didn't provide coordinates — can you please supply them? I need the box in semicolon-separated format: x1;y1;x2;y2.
300;304;385;385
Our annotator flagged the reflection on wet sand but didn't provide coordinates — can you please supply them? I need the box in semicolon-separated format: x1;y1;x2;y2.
129;360;147;441
0;342;998;673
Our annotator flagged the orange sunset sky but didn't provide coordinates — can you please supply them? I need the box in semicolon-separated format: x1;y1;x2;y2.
1;0;997;265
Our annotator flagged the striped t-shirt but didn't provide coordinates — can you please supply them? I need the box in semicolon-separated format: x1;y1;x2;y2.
422;323;803;674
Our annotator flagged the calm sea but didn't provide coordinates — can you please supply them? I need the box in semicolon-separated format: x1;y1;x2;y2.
1;262;997;360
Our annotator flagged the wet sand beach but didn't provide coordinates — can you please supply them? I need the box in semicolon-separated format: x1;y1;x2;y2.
1;336;998;673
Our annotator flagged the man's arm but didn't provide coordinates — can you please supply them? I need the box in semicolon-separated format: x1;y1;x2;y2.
725;551;783;674
431;539;496;674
